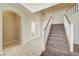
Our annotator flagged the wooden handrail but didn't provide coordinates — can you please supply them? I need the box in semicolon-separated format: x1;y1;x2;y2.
64;13;70;24
44;16;53;30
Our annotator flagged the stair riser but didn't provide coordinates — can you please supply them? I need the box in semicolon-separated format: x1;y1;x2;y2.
49;32;65;34
49;34;66;37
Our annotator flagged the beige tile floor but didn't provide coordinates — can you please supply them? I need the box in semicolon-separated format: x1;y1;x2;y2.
0;44;39;56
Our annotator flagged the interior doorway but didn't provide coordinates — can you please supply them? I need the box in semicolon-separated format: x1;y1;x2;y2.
3;11;20;48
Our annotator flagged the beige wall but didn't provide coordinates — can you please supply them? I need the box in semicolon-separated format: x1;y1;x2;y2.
48;10;64;24
0;4;45;55
0;3;29;52
69;13;79;44
41;10;64;31
41;3;74;26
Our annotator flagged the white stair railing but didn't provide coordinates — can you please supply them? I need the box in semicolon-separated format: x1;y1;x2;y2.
64;3;79;52
65;3;78;18
44;16;54;47
64;13;74;52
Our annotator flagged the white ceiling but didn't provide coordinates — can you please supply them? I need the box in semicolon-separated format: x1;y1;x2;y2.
20;3;58;13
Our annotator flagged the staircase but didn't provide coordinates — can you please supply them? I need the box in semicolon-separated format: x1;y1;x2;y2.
41;3;79;56
41;24;74;56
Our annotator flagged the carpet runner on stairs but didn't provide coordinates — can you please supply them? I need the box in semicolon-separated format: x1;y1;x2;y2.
41;24;74;56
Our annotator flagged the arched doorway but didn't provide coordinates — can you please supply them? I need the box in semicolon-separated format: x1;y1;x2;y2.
3;11;20;48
